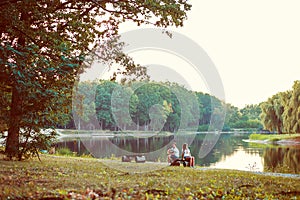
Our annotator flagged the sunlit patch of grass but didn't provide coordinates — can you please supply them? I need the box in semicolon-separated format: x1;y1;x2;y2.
249;133;300;141
248;142;276;149
0;155;300;199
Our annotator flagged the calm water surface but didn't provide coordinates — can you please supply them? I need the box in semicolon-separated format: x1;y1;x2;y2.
56;132;300;174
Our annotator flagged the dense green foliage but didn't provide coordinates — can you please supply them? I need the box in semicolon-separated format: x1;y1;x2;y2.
56;147;74;156
72;80;262;132
1;155;300;199
260;80;300;133
0;0;192;159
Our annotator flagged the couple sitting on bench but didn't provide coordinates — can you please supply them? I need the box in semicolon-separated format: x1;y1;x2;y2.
167;142;195;167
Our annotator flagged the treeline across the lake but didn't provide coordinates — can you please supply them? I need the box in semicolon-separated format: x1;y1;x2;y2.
260;80;300;134
65;80;262;132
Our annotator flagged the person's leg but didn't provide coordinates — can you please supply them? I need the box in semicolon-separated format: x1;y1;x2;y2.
170;156;180;166
170;155;177;163
191;156;195;167
184;157;191;167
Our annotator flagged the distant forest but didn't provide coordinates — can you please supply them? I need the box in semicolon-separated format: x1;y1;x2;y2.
60;80;263;132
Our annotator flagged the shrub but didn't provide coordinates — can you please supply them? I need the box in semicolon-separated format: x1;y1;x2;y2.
56;147;73;156
198;124;209;132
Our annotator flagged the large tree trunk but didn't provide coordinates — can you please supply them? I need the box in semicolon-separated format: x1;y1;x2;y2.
5;86;22;159
5;11;28;159
277;122;282;134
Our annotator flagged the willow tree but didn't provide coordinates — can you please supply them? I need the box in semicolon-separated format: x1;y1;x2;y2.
260;93;285;133
0;0;191;159
283;81;300;133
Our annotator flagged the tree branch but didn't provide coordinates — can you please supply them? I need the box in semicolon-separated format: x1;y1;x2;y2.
0;0;20;7
11;26;44;49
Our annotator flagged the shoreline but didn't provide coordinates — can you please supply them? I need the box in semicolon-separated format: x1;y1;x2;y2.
98;158;300;178
243;139;300;146
40;155;300;178
247;133;300;146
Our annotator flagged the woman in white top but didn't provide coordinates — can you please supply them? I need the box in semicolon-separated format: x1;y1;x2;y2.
181;143;191;159
181;143;195;167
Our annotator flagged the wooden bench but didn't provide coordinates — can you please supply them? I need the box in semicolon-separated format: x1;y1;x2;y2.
170;157;195;167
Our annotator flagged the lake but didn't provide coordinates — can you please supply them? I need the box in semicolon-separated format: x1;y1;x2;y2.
56;132;300;174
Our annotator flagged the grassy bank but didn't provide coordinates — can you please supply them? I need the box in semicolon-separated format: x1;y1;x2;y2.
0;155;300;199
249;133;300;142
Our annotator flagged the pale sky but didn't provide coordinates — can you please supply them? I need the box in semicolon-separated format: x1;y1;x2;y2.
125;0;300;108
82;0;300;108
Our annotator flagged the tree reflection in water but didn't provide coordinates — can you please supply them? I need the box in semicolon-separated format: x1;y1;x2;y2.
55;133;300;174
264;147;300;174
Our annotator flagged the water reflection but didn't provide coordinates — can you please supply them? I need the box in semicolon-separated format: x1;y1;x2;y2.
108;135;174;153
56;133;300;174
264;147;300;174
210;147;263;171
57;135;175;161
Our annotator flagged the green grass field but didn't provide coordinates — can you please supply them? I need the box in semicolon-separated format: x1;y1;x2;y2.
0;155;300;199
